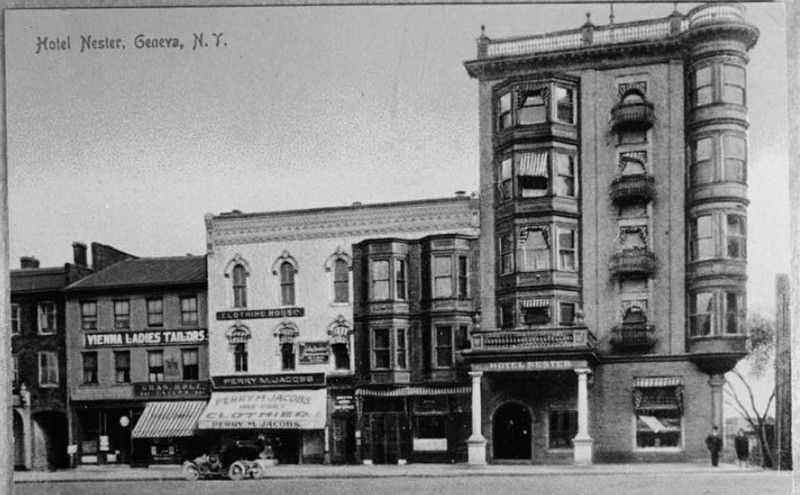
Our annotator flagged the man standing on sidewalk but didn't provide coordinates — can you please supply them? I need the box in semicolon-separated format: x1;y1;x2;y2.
705;426;723;467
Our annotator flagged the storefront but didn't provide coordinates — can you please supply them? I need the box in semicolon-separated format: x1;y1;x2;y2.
198;373;328;464
131;400;209;464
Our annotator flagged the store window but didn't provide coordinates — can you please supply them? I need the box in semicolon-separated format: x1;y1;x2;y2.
281;343;296;371
518;228;550;272
232;264;247;308
82;352;98;385
38;352;58;387
147;298;163;327
148;350;165;382
234;343;248;372
725;292;745;335
182;348;199;380
280;262;296;306
333;259;350;303
11;304;19;335
690;215;714;261
517;152;549;198
37;301;56;334
634;381;683;449
181;296;199;326
727;215;746;259
434;325;454;368
549;409;578;449
414;416;447;451
689;292;714;337
557;227;577;271
113;300;130;330
114;351;130;383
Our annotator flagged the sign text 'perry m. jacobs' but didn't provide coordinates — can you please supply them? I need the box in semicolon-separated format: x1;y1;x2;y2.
216;308;304;320
212;373;325;390
84;329;207;347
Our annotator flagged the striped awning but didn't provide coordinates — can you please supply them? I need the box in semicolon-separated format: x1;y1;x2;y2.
131;401;205;439
518;153;548;177
356;386;470;397
520;298;550;308
634;377;682;388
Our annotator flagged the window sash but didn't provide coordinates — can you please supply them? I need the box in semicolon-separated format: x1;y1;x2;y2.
555;153;576;197
396;328;408;370
332;343;350;370
433;256;453;298
555;86;575;124
457;255;469;299
726;215;746;259
38;302;56;334
500;233;513;274
519;230;550;272
234;343;248;372
333;259;349;303
11;304;19;334
395;259;407;301
39;351;58;386
691;215;714;261
434;326;453;368
725;293;745;334
280;263;296;306
498;93;512;131
82;352;98;384
182;349;200;380
148;351;165;382
371;260;390;301
549;409;578;449
147;299;164;327
558;228;577;271
181;296;199;325
372;328;390;370
517;91;547;125
114;351;130;383
232;265;247;308
281;343;296;370
113;300;130;330
559;303;576;326
690;293;714;336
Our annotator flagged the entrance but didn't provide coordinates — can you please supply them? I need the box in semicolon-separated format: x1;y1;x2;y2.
369;414;401;464
330;415;355;464
493;403;532;460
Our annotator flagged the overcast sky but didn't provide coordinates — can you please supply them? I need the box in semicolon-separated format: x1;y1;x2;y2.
6;3;789;318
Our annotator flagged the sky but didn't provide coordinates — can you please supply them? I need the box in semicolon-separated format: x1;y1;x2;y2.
6;2;789;325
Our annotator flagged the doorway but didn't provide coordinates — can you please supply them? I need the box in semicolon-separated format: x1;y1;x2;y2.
492;403;532;460
369;414;401;464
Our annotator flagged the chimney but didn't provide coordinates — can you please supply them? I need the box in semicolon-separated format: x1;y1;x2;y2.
72;242;88;267
20;256;40;269
455;190;467;197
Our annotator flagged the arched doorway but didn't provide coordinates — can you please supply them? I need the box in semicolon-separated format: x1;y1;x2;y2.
492;403;532;460
32;411;69;470
13;410;25;470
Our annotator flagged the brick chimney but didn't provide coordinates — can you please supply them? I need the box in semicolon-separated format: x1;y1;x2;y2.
20;256;39;269
72;242;88;267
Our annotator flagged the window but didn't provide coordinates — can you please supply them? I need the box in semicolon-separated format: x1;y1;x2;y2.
555;152;576;197
499;158;513;201
691;138;713;185
692;65;713;107
148;350;164;382
11;304;19;335
497;92;512;131
519;228;550;272
725;292;745;335
396;328;407;370
372;260;390;301
395;259;407;301
280;262;296;306
690;215;714;261
372;328;390;370
114;351;130;383
559;303;576;326
620;151;647;176
281;343;296;371
415;416;447;440
499;233;513;274
723;135;746;182
38;351;58;387
555;86;575;124
333;259;349;303
620;226;647;250
113;300;130;330
82;352;97;385
499;302;515;329
517;89;546;125
180;296;199;326
234;343;248;372
332;343;350;370
722;64;746;105
434;326;453;368
457;255;469;299
37;301;56;334
146;299;163;327
557;227;577;271
433;256;453;298
182;348;199;380
549;409;578;449
690;292;714;337
635;386;682;449
517;152;548;198
232;264;247;308
726;215;746;259
522;302;550;326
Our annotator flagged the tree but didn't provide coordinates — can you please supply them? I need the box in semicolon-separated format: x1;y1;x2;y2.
724;313;775;468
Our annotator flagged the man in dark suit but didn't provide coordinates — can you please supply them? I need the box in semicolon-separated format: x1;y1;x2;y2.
705;426;724;467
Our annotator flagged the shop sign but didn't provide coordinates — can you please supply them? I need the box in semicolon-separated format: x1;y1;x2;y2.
413;397;447;413
472;360;588;372
83;329;207;347
213;373;325;390
333;395;354;412
298;341;329;364
133;381;210;399
198;389;327;430
216;308;305;320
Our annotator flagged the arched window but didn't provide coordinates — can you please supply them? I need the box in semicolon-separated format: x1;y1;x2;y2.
333;259;349;303
280;262;295;306
232;264;247;308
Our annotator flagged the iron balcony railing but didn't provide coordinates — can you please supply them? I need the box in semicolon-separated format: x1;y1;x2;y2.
471;327;596;351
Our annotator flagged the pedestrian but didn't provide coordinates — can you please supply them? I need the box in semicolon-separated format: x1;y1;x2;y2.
705;426;723;467
734;429;749;467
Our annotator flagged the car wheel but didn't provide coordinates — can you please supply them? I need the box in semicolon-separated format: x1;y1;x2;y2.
228;461;246;481
182;462;200;481
250;462;264;479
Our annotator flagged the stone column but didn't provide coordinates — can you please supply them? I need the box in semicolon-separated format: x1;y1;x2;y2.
708;374;726;433
573;368;593;466
467;371;487;464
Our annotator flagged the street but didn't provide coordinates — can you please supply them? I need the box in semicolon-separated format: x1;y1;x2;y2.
15;471;792;495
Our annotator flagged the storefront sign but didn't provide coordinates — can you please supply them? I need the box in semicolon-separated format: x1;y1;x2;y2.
298;341;329;364
83;329;207;347
213;373;325;390
133;381;211;399
198;389;327;430
333;395;355;412
216;308;305;320
472;360;588;372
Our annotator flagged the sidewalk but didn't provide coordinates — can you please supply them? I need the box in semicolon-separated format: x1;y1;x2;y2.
14;462;770;484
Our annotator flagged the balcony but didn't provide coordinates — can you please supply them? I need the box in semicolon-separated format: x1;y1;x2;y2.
609;174;656;205
610;323;657;352
610;100;656;132
470;327;596;353
688;335;748;375
610;249;657;278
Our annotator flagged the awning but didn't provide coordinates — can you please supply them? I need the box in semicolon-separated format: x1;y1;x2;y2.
356;386;470;397
131;401;206;439
634;377;682;388
518;153;548;177
198;390;326;430
520;298;550;308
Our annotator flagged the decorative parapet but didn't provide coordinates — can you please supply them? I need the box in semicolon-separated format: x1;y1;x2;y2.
610;249;657;278
610;324;657;352
471;327;596;352
609;174;656;205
